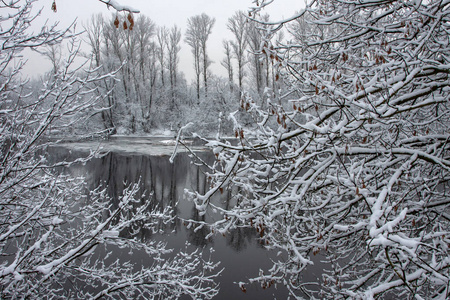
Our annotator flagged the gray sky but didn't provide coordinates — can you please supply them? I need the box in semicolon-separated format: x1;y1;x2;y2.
23;0;303;81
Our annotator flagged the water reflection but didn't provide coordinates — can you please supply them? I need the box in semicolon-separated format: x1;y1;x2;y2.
50;145;290;299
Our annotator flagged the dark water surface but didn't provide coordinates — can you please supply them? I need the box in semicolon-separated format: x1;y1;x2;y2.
49;139;291;299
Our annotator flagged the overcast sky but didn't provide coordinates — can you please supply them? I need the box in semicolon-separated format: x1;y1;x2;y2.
23;0;303;81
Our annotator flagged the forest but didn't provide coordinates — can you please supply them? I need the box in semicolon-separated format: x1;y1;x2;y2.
34;8;286;137
1;0;449;299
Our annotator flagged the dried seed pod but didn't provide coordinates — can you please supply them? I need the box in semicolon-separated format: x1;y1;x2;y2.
51;0;57;12
123;21;128;30
114;16;120;28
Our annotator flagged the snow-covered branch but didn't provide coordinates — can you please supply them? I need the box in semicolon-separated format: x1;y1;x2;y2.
187;0;450;298
97;0;139;13
0;1;219;298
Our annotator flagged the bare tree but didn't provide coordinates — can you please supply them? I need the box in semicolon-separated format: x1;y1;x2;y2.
185;18;201;101
221;40;234;93
134;15;156;129
93;14;160;132
246;14;272;100
156;26;168;88
147;40;158;119
227;11;248;94
199;14;215;99
84;14;104;68
167;25;181;107
41;44;61;75
84;14;116;133
187;0;450;298
185;13;215;99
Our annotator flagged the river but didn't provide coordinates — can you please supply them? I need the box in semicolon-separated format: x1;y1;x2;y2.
49;136;291;299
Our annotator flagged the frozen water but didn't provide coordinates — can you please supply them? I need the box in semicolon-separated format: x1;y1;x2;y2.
56;136;206;157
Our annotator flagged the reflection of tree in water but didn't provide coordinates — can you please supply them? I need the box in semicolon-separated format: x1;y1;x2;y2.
48;145;290;298
186;207;213;248
53;148;267;251
54;149;203;241
226;227;257;252
215;186;262;252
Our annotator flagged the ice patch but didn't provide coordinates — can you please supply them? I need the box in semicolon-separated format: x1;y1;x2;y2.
54;136;206;157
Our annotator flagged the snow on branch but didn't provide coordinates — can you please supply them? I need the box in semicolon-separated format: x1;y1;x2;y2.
98;0;140;13
186;0;450;298
0;1;221;299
